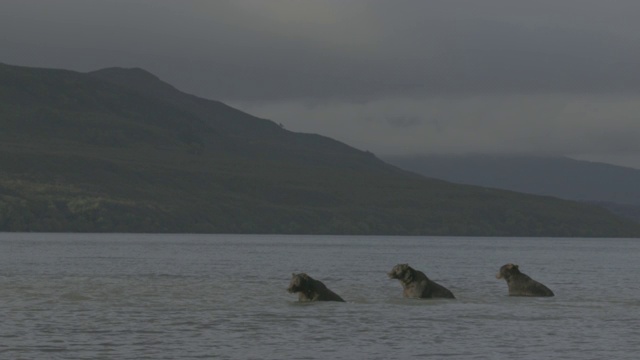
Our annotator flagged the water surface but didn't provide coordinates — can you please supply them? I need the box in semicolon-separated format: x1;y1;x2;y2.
1;233;638;359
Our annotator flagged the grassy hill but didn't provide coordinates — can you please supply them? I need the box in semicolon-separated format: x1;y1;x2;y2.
2;62;640;237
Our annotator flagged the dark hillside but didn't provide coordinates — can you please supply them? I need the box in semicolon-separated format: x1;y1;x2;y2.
2;63;640;236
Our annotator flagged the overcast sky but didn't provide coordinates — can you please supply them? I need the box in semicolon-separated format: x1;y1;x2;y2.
2;0;640;168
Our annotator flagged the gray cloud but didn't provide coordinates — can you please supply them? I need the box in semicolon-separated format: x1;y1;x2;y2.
2;0;640;168
233;94;640;167
3;0;640;100
383;115;423;129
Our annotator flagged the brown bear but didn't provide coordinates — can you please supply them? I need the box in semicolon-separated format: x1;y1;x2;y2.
496;263;554;297
388;264;456;299
287;273;345;302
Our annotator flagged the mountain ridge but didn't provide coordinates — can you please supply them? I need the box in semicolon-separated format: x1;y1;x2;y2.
2;62;639;236
382;154;640;222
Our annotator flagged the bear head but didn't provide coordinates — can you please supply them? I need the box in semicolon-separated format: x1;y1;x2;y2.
496;263;521;280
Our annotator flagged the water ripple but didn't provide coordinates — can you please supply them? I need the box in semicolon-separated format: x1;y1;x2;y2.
1;234;639;359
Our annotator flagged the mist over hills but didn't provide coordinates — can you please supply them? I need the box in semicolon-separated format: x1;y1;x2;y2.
382;154;640;223
1;62;639;237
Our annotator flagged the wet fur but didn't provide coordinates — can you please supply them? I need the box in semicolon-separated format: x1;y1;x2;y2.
287;273;345;302
388;264;455;299
496;263;554;297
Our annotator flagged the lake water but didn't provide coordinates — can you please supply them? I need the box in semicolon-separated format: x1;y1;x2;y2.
0;233;638;359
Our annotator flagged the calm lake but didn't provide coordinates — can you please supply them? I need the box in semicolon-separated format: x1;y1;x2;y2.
1;233;638;359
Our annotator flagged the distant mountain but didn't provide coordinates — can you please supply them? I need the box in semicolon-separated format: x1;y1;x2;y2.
2;62;640;236
382;154;640;222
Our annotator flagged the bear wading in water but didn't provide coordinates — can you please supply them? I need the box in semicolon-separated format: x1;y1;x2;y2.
496;263;554;297
287;273;345;302
388;264;455;299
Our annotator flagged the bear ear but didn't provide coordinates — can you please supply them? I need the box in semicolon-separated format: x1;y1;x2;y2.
513;264;519;269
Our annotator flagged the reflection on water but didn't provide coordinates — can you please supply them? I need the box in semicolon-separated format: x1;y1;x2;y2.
1;234;639;359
